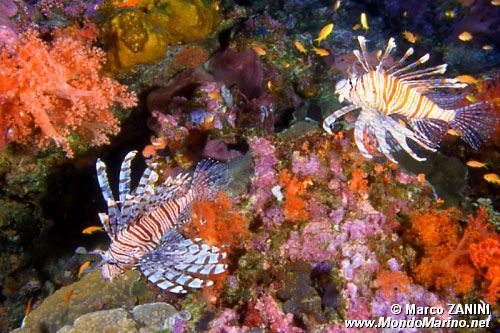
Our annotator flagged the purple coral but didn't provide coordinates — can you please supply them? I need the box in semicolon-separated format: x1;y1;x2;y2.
291;151;327;180
249;137;279;212
203;139;243;161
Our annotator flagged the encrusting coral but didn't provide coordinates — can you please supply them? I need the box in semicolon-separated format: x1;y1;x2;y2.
0;23;137;156
101;0;222;71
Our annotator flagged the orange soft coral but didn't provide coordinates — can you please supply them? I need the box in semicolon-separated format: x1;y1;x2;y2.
349;168;369;195
279;170;310;222
411;208;477;294
411;207;498;299
0;23;137;156
374;270;411;297
188;192;249;249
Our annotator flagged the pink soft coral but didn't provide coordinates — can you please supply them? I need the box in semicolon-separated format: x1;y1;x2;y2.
0;24;137;156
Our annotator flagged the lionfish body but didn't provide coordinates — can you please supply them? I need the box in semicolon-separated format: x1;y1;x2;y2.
95;151;228;293
324;36;496;162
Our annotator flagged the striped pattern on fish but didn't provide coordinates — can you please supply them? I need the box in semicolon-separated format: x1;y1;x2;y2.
95;151;228;293
323;36;497;162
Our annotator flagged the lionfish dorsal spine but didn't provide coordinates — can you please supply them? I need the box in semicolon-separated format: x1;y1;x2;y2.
96;158;120;237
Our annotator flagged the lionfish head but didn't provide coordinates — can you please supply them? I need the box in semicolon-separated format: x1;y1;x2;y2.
335;77;354;103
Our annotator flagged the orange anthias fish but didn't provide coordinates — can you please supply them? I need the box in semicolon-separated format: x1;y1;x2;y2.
252;45;267;56
458;31;473;42
466;160;487;168
402;31;418;44
82;226;104;234
294;40;307;54
483;173;500;184
78;261;91;278
315;23;334;44
312;47;330;56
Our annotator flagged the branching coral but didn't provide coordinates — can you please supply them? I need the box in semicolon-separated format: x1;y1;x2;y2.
0;23;137;156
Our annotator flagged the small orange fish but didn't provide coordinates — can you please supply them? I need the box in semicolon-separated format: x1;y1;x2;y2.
294;40;307;54
360;13;369;31
315;23;334;44
116;0;138;8
447;128;460;136
312;47;329;56
267;80;273;91
82;226;104;234
444;10;455;18
65;289;73;305
252;46;266;56
213;1;220;10
454;75;478;85
482;45;493;51
402;31;418;44
374;50;382;59
466;160;487;168
78;261;91;278
282;61;290;68
417;173;426;183
492;0;500;5
352;23;361;31
458;31;473;42
483;173;500;184
436;198;444;206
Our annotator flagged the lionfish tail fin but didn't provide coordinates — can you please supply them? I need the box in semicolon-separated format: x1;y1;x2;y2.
192;159;229;199
450;102;497;149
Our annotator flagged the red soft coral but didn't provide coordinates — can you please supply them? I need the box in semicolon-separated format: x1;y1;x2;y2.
0;23;137;156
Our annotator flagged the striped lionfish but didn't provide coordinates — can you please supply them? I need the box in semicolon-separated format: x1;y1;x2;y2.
323;36;496;162
94;151;228;293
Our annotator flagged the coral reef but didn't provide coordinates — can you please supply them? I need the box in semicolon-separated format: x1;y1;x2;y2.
2;0;499;332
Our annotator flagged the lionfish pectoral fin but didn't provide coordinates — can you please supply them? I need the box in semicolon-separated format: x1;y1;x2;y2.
354;117;374;159
373;126;398;163
411;119;449;144
450;102;497;149
323;105;360;134
139;230;227;293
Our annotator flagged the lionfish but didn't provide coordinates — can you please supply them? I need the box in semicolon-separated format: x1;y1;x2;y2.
94;151;228;293
323;36;496;162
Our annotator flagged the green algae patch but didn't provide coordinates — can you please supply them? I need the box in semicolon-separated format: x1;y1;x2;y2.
14;270;142;333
